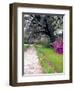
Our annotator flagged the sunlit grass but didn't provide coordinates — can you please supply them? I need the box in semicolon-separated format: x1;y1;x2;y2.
34;44;63;73
24;44;30;50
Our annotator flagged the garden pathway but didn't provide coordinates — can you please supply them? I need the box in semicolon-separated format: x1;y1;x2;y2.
24;45;43;74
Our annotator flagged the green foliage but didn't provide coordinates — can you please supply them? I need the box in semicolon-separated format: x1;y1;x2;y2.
35;44;63;73
24;44;30;50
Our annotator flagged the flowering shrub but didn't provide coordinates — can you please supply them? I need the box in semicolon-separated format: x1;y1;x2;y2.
52;38;63;54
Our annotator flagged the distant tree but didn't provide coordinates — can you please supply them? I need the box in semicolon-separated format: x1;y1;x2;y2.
23;14;63;44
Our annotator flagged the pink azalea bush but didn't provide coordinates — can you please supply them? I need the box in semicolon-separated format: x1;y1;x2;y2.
52;38;63;54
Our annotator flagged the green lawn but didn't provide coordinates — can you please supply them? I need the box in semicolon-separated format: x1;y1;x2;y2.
34;44;63;74
24;44;30;50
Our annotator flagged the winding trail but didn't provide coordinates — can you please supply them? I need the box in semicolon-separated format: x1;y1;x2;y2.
24;45;43;74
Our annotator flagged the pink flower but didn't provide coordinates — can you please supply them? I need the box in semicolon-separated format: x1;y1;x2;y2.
52;39;63;54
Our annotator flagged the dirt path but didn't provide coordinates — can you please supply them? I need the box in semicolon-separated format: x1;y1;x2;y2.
24;45;43;74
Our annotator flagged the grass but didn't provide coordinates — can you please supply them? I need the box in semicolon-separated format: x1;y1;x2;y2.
24;44;30;50
34;44;63;74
